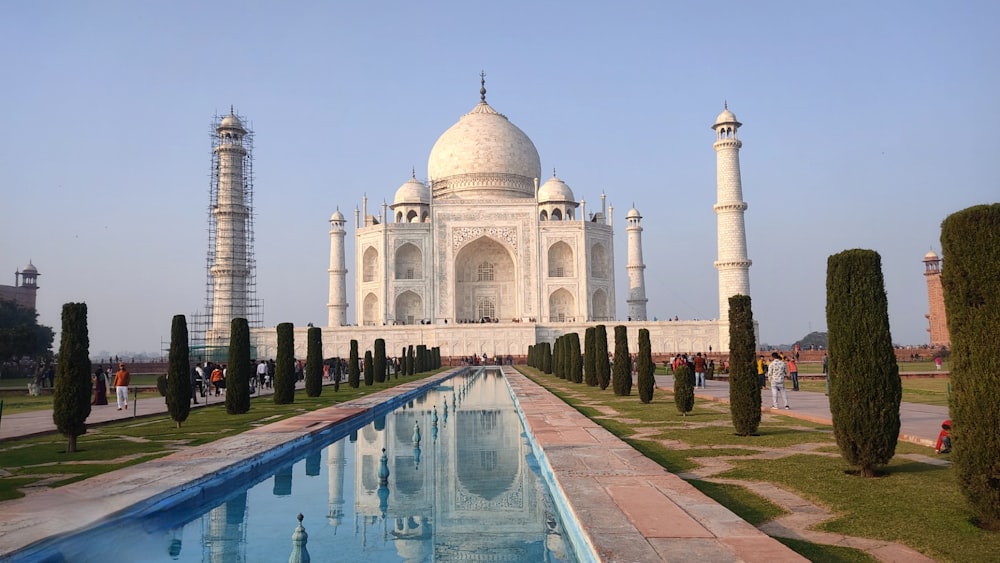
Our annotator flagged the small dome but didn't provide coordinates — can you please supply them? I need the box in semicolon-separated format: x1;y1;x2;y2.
393;176;430;205
537;175;574;203
627;207;641;219
330;209;346;222
21;261;37;273
219;112;245;131
713;104;741;127
924;250;939;261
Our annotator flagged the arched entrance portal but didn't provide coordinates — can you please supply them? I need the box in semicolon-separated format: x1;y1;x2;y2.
455;237;516;322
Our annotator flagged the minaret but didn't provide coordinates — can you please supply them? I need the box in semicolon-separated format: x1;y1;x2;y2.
328;208;348;327
207;108;254;345
625;206;648;321
712;103;751;325
923;250;950;347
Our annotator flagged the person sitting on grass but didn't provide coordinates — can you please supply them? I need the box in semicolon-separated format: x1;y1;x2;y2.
935;419;952;454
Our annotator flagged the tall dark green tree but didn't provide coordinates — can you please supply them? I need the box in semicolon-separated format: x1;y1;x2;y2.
584;327;598;386
637;328;654;403
273;322;296;404
553;336;565;379
52;302;91;453
374;338;386;383
595;325;610;390
611;325;631;396
941;203;1000;528
166;314;192;428
568;332;583;383
416;345;427;373
364;350;374;385
540;342;552;374
226;318;252;414
827;249;901;478
305;327;323;397
407;345;415;375
728;295;761;435
0;299;55;362
348;339;361;388
674;364;695;415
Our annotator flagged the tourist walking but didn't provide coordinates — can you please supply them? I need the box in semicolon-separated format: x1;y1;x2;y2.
693;352;707;389
91;367;108;405
822;353;829;395
757;355;766;389
113;362;131;410
767;352;790;410
787;356;799;391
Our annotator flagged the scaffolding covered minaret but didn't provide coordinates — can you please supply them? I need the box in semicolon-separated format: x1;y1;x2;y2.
204;107;261;348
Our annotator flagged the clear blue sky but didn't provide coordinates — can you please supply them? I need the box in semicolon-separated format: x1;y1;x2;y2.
2;1;995;358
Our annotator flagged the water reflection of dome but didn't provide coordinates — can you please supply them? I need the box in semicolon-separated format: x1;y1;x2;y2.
457;409;519;500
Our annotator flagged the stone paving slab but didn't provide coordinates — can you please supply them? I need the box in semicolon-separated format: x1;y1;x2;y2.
504;367;807;562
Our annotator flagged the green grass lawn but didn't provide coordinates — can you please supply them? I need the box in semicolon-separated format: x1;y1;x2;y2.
0;373;436;501
519;366;992;563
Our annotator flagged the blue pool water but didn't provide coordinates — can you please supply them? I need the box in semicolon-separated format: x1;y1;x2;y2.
20;368;582;562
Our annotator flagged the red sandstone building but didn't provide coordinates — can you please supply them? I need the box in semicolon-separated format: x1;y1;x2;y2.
0;262;40;312
923;250;950;348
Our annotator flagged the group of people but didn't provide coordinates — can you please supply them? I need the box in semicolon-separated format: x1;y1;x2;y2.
667;353;716;389
91;362;132;410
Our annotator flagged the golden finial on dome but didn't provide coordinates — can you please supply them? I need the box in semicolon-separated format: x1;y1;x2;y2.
480;70;487;102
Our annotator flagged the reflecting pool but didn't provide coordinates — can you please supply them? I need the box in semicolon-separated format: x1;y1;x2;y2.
23;368;578;562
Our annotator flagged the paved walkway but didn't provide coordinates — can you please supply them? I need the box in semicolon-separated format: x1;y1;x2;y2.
653;375;949;447
1;384;278;441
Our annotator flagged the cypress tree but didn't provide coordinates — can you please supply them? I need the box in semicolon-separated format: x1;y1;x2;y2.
827;249;901;478
584;327;598;386
637;328;654;403
595;325;611;390
374;338;386;383
417;344;427;373
52;302;91;453
674;364;695;415
728;295;761;435
568;332;583;383
166;314;192;428
553;336;564;379
611;325;631;396
541;342;552;374
364;350;374;385
226;318;252;414
305;327;323;397
273;322;296;404
348;339;361;388
941;203;1000;528
527;344;534;368
407;345;415;375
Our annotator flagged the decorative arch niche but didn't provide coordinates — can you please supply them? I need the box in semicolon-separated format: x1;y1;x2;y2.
454;237;515;322
394;243;423;280
362;247;379;283
547;241;574;277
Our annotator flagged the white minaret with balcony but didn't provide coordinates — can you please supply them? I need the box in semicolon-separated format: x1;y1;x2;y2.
328;208;349;326
712;103;751;325
208;110;251;344
625;206;648;321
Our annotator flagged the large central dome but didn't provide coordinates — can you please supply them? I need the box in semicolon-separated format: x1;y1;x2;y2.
427;98;541;200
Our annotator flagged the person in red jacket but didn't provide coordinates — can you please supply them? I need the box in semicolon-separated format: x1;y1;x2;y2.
935;419;952;454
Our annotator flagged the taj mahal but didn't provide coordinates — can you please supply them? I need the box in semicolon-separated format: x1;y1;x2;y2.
233;77;751;360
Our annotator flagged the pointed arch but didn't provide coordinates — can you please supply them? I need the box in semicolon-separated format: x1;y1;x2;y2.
547;241;574;278
549;288;575;322
394;243;423;280
590;242;609;279
363;292;379;325
592;288;610;321
362;247;379;283
394;290;423;325
454;236;516;322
